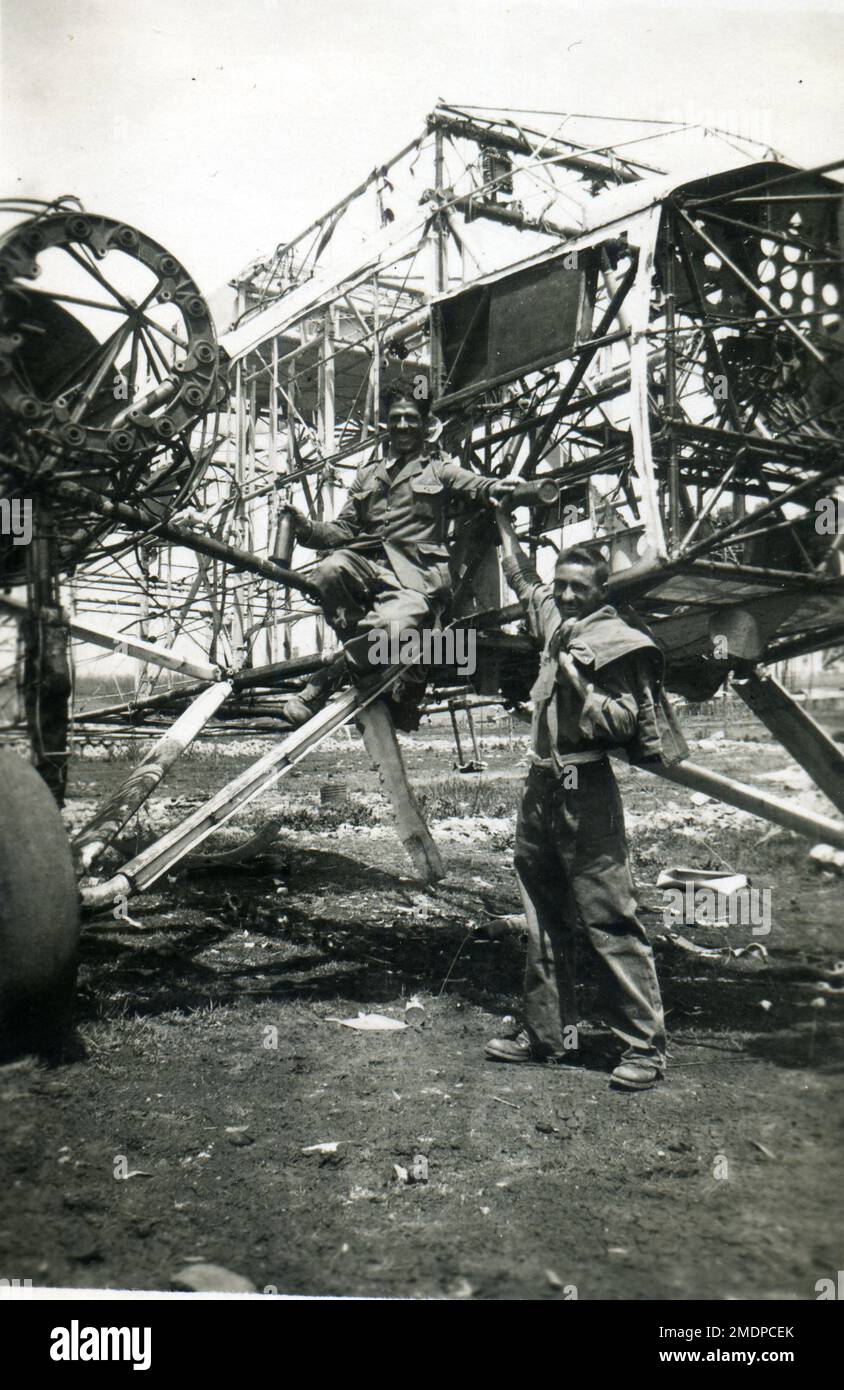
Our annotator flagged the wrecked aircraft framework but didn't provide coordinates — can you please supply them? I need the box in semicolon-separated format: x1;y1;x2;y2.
1;106;844;984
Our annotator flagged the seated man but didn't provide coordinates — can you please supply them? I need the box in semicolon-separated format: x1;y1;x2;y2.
279;384;514;723
485;511;668;1091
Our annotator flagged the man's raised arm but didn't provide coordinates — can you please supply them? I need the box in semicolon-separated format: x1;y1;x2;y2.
495;508;556;643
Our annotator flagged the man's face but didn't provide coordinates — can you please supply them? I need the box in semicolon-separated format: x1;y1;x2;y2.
553;561;603;621
388;400;425;456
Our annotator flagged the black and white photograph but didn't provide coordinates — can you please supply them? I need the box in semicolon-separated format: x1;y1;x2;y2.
0;0;842;1344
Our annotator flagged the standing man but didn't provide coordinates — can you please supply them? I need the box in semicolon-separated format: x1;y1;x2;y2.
279;383;515;723
486;511;667;1091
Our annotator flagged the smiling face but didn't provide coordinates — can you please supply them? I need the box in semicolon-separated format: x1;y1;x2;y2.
387;399;425;457
553;560;604;621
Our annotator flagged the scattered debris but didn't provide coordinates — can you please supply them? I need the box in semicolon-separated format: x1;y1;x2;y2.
326;1012;407;1031
320;781;350;809
302;1141;340;1155
116;911;145;930
726;942;767;961
809;843;844;874
749;1140;776;1160
404;996;425;1026
450;1277;475;1299
757;766;815;793
172;1263;256;1293
429;815;513;848
657;867;748;895
658;931;768;962
186;818;284;869
754;826;786;848
546;1269;565;1289
225;1126;254;1147
476;912;527;940
394;1154;428;1184
491;1095;520;1110
657;867;750;927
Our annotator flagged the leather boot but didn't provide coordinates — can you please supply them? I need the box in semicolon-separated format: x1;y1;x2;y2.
280;653;348;728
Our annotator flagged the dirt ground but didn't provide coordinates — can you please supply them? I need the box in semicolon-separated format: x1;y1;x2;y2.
1;725;842;1301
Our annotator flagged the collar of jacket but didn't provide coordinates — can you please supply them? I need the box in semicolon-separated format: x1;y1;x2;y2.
555;604;663;674
374;449;429;490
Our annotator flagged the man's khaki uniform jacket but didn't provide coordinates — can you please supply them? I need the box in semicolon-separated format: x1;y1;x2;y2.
300;450;495;599
503;554;665;770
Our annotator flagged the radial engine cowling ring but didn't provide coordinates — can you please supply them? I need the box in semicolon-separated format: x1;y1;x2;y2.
0;211;222;462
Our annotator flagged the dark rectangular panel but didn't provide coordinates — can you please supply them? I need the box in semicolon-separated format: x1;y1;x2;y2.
487;258;587;379
440;284;490;393
440;255;588;394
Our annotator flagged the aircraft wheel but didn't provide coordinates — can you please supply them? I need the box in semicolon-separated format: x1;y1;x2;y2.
0;749;79;1049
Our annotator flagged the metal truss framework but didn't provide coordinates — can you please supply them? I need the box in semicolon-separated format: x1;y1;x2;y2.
203;106;844;709
1;105;844;896
1;106;843;728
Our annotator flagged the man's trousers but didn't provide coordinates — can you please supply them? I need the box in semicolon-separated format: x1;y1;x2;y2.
514;761;666;1068
311;549;435;675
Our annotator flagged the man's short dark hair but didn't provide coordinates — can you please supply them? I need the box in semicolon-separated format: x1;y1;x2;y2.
555;544;609;589
383;379;431;419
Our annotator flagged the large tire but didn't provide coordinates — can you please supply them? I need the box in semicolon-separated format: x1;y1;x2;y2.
0;749;79;1050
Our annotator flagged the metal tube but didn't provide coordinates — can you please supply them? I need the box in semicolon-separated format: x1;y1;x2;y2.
429;110;642;183
0;458;321;600
449;195;575;239
258;129;425;269
636;756;844;848
448;701;465;766
73;680;233;871
0;592;222;682
679;456;844;565
688;157;844;209
663;208;681;545
80;666;403;902
72;652;328;722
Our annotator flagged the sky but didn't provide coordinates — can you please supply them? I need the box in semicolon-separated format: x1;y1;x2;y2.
2;0;843;300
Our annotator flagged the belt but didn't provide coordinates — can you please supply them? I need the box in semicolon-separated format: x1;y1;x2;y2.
529;750;611;777
531;750;611;772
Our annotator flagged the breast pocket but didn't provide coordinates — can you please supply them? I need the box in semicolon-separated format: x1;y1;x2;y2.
410;479;446;535
411;480;445;501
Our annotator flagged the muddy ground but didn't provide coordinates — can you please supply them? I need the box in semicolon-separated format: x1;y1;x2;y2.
1;725;842;1301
